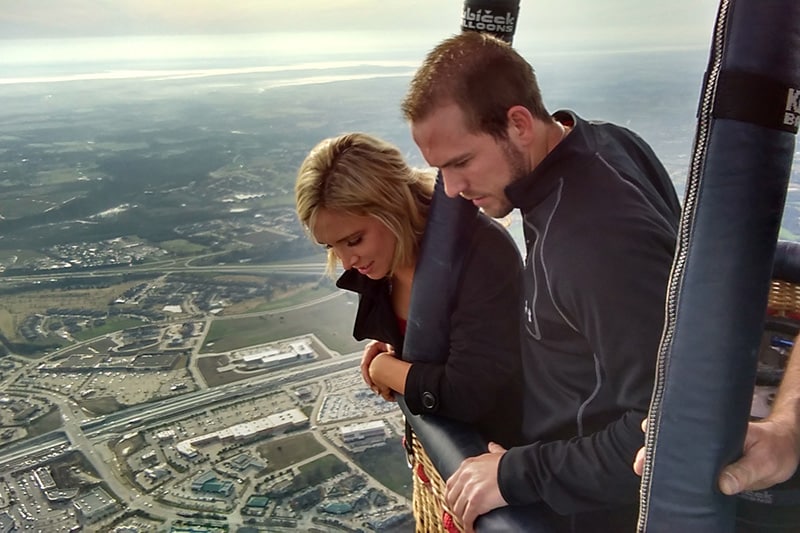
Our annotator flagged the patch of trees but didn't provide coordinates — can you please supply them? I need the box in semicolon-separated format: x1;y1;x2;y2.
167;272;267;288
119;283;149;300
192;236;322;266
107;306;164;321
19;315;43;341
0;271;154;295
45;307;106;318
165;456;189;473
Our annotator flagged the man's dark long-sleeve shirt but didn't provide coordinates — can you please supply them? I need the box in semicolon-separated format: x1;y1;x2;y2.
498;110;681;517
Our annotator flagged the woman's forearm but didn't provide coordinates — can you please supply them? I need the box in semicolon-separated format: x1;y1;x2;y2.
369;352;411;395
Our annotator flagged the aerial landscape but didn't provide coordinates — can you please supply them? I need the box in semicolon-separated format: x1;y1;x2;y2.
1;2;799;533
0;47;422;533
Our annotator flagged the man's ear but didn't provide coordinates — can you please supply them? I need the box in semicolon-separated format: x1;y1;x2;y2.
506;105;535;144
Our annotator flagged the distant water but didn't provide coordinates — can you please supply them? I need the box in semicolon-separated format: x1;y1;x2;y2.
0;30;709;81
0;31;440;73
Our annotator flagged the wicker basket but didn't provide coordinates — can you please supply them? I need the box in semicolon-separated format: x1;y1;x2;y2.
410;430;465;533
767;279;800;318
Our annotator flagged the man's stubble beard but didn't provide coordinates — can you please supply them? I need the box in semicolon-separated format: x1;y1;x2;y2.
485;141;529;219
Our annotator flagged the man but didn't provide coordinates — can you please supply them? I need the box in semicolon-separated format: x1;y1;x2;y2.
402;32;681;532
632;334;800;495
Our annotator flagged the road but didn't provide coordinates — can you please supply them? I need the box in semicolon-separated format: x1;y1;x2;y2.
0;352;362;471
0;261;328;284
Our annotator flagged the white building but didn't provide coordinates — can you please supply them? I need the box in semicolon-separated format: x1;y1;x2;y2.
155;429;176;441
73;487;118;525
341;420;388;448
176;408;309;457
234;339;315;370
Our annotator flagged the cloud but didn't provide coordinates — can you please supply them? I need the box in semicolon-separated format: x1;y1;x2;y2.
0;60;418;85
0;0;719;55
0;0;460;38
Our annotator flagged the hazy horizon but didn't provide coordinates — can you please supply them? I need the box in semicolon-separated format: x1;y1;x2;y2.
0;1;721;83
1;1;719;43
0;30;718;90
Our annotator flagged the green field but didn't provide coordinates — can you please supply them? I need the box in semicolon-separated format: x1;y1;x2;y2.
27;406;63;437
256;432;325;471
0;249;49;263
201;291;362;355
158;239;207;255
72;316;148;341
350;444;413;500
247;285;338;313
80;396;126;415
196;355;241;388
271;252;327;265
293;454;349;489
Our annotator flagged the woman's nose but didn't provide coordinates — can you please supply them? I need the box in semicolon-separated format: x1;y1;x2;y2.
340;250;358;270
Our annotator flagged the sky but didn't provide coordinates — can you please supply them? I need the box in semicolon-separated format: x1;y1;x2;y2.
0;0;720;51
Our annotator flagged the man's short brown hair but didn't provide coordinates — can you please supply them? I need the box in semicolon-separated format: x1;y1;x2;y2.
402;31;550;139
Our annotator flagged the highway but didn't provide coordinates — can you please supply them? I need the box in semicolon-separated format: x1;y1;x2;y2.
0;261;328;284
0;352;361;471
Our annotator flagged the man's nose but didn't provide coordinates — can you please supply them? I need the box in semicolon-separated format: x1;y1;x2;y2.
441;170;466;198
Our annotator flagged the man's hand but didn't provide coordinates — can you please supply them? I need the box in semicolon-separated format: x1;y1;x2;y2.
633;416;800;495
719;419;800;495
633;417;647;476
360;340;393;391
445;442;509;533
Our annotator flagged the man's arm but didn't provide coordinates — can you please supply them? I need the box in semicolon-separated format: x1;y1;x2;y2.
719;333;800;494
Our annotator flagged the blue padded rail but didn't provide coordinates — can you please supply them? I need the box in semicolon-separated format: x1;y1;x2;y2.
639;1;800;531
773;240;800;284
401;177;554;532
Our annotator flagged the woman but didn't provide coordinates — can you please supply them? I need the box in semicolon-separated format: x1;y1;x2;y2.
295;132;522;447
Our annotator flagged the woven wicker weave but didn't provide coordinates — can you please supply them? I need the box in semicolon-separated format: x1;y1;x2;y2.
410;430;465;533
768;279;800;317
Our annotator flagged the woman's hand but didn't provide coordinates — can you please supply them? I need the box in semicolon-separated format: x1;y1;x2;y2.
369;351;408;402
360;340;393;391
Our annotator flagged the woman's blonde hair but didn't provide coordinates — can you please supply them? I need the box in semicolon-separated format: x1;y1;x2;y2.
295;132;435;276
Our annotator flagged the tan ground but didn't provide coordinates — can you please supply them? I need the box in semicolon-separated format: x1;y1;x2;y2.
0;281;142;341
